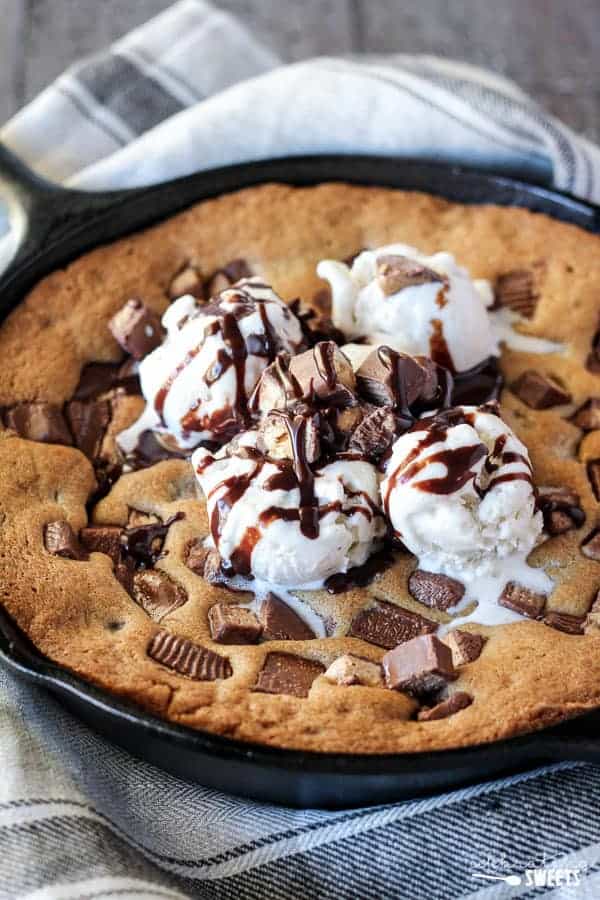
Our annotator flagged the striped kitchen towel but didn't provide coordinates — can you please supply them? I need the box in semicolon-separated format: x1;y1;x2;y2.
1;2;600;898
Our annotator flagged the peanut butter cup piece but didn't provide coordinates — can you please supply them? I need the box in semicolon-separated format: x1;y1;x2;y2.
133;570;188;622
348;406;397;458
498;582;547;618
494;269;538;318
323;654;383;687
258;408;321;463
44;521;87;560
444;630;487;667
349;600;437;650
383;634;457;696
148;630;231;680
208;603;262;645
288;341;356;405
168;263;204;300
184;538;210;576
408;570;465;611
80;525;123;564
418;691;473;721
5;403;72;446
109;298;164;360
376;254;444;295
543;612;585;635
511;371;571;409
581;528;600;561
571;398;600;431
586;318;600;373
205;259;253;298
538;486;586;535
254;652;324;697
259;592;315;641
65;399;111;459
587;461;600;502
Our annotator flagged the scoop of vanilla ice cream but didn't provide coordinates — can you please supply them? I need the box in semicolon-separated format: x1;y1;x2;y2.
317;244;498;372
193;432;386;588
382;406;542;576
118;278;304;451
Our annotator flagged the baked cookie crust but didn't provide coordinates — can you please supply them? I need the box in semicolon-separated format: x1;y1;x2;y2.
1;182;599;754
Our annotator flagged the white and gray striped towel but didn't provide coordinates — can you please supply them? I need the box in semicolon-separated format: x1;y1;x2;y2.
1;2;600;898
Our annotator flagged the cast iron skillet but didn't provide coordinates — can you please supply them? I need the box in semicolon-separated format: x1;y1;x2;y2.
1;147;600;809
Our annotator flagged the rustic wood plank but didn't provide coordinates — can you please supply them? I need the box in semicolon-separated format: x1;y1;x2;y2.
1;0;598;142
19;0;353;107
354;0;600;140
0;0;26;123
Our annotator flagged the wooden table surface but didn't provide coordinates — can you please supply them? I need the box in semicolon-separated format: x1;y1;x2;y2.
1;0;598;142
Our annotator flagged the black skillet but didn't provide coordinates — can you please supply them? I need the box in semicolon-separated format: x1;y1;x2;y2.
1;147;600;809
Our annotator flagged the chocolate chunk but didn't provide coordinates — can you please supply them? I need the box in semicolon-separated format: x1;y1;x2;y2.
586;322;600;374
511;371;571;409
587;461;600;502
109;298;164;360
494;269;538;318
288;342;356;405
5;402;72;446
288;298;345;348
114;556;135;594
80;525;123;564
417;691;473;721
348;405;397;459
133;570;188;621
323;654;383;686
259;592;315;641
498;582;546;618
185;538;210;575
65;399;110;459
444;630;487;666
543;612;585;635
581;528;600;561
254;652;324;697
349;600;437;650
127;429;188;469
148;630;231;680
208;603;262;644
205;259;253;297
73;361;141;401
538;486;586;535
383;634;457;696
356;347;430;408
408;570;465;611
44;521;87;560
376;254;444;295
571;398;600;431
168;263;205;300
121;512;184;568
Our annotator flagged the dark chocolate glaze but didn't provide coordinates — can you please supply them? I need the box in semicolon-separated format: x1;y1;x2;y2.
451;356;503;406
121;511;185;567
325;548;394;594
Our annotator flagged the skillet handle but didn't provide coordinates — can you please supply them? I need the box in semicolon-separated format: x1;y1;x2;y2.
0;143;146;311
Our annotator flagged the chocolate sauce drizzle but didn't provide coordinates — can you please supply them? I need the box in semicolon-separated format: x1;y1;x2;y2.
154;285;303;443
383;404;534;519
121;511;185;567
